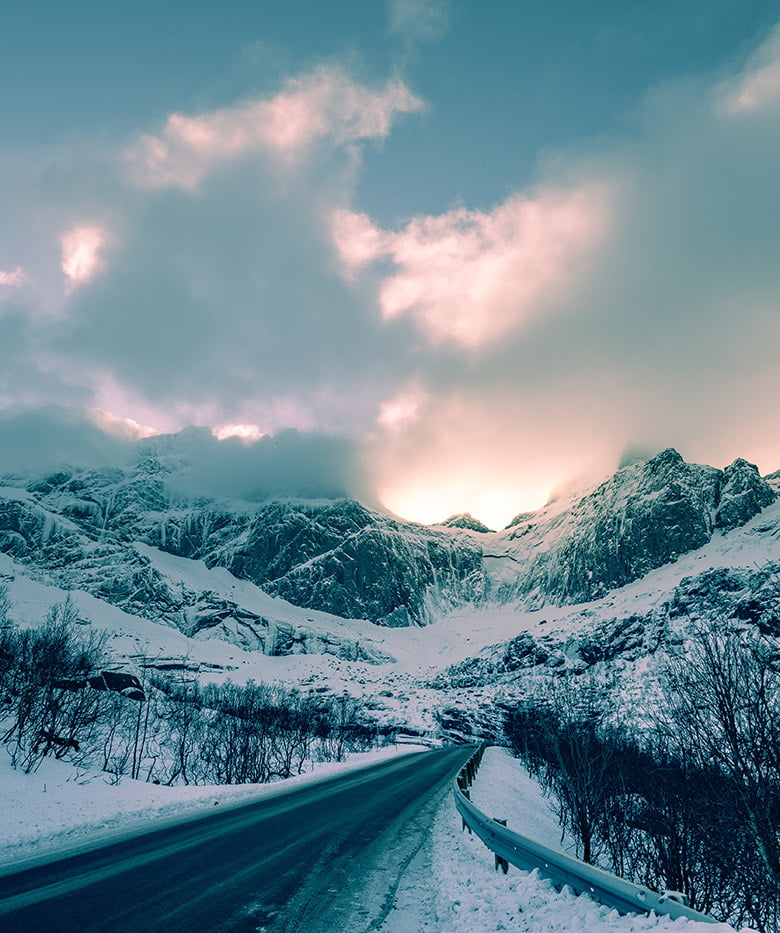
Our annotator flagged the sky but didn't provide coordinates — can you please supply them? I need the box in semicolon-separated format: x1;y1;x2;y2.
1;1;780;529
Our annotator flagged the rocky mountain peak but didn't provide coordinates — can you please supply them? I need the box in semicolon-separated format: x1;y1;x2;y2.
489;449;776;608
439;513;494;533
716;457;776;530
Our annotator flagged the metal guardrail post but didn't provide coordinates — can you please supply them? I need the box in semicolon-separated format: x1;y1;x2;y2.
493;819;509;873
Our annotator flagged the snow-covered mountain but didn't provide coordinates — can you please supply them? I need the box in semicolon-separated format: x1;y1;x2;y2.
483;448;775;607
2;456;484;629
1;443;779;737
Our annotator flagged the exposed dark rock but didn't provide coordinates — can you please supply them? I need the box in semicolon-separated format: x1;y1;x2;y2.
715;458;776;531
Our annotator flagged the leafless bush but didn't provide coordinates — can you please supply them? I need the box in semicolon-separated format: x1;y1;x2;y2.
505;631;780;931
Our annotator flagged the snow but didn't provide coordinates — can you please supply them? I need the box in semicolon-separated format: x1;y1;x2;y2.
2;469;779;927
0;742;429;875
376;747;745;933
468;746;576;855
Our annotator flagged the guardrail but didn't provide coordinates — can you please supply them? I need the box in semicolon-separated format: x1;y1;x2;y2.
454;745;719;924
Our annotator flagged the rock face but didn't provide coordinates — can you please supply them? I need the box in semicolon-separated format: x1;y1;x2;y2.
435;556;780;695
716;458;776;530
0;447;776;651
490;449;776;607
0;464;485;630
142;499;484;626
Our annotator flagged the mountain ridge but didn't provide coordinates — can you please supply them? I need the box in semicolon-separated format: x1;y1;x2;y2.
0;447;775;651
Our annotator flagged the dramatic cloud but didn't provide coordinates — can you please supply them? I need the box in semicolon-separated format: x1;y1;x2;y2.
0;407;369;504
127;66;423;190
363;25;780;525
1;28;780;525
0;66;423;443
333;183;612;348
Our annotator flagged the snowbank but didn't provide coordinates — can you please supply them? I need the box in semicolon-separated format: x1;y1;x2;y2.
379;747;744;933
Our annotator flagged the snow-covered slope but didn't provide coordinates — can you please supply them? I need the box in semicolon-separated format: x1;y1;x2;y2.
482;448;775;608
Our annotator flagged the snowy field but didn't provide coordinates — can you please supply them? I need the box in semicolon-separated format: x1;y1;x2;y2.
377;747;747;933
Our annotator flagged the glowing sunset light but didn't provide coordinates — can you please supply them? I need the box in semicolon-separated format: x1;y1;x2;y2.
378;478;552;532
214;423;266;441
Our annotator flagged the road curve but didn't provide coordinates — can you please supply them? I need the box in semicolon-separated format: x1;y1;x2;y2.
0;746;472;932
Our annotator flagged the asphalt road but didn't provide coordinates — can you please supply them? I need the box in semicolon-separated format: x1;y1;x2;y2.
0;746;472;932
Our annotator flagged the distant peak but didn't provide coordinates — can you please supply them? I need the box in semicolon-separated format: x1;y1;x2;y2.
439;513;494;533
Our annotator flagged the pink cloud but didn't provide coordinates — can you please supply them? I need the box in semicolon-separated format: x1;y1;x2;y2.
376;383;428;431
127;66;423;190
0;266;26;287
60;224;109;289
90;407;159;440
333;183;612;348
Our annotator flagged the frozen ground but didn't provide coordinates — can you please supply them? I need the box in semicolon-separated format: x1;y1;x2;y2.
0;742;427;873
374;747;745;933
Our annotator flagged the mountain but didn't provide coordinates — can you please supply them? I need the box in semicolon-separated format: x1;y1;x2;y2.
484;448;775;607
0;458;484;638
438;513;494;533
1;444;780;741
1;448;775;643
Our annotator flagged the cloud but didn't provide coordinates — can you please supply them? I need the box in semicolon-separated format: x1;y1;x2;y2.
2;32;780;528
61;224;109;289
369;386;615;529
333;183;613;348
0;266;26;287
61;157;415;436
387;0;450;42
0;407;369;503
153;426;370;502
361;24;780;524
0;406;132;476
720;23;780;114
126;66;423;191
0;65;424;440
376;383;428;432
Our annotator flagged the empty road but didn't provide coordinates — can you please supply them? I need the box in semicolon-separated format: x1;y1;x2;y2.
0;746;471;932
